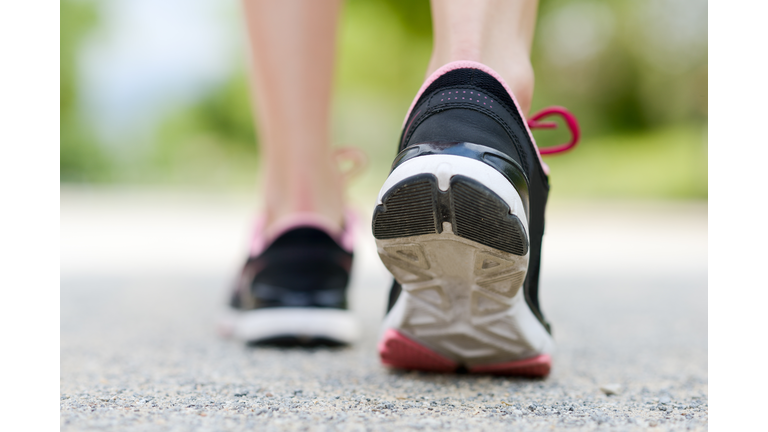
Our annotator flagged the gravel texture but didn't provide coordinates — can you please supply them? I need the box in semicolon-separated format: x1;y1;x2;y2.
61;191;707;431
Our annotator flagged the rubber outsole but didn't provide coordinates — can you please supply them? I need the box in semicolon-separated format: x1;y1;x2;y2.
379;329;551;377
373;174;528;256
378;329;457;372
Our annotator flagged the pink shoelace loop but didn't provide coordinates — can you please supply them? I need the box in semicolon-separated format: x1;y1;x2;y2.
527;106;581;155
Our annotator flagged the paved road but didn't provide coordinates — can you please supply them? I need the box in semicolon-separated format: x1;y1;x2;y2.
61;188;707;431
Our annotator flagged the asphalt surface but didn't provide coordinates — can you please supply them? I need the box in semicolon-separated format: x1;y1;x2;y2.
61;189;707;431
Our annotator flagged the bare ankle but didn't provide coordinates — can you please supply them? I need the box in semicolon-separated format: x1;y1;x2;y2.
490;58;535;115
427;0;538;115
262;158;344;232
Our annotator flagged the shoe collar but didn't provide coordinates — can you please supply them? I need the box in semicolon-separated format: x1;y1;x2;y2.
403;60;581;174
249;210;357;256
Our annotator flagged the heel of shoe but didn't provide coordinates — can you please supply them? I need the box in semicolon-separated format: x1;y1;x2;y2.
373;153;530;252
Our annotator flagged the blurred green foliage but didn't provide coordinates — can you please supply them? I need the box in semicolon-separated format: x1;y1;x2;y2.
60;0;707;198
61;0;111;181
140;70;260;185
546;125;707;199
531;0;707;135
337;0;433;101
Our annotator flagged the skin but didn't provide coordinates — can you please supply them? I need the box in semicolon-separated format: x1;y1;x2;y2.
242;0;539;232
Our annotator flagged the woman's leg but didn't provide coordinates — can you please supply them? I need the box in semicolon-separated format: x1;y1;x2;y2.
374;0;556;375
428;0;539;115
242;0;344;231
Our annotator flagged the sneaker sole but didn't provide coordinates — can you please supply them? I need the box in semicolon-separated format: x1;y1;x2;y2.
218;308;360;346
373;155;554;376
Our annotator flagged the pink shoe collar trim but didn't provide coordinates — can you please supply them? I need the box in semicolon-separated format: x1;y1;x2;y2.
249;210;357;256
403;60;550;175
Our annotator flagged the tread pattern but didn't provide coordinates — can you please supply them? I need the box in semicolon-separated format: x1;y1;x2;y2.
373;174;528;256
372;175;438;239
452;177;528;256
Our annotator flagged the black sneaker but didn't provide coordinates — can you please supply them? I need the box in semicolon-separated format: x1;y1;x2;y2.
373;61;579;376
220;214;360;347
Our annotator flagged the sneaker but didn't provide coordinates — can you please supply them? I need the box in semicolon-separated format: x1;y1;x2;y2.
220;213;361;347
373;61;579;376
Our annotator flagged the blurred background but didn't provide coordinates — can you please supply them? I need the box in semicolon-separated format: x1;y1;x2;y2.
61;0;707;200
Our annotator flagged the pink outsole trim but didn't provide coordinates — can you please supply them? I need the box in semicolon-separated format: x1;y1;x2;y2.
378;329;457;373
378;329;551;377
469;354;552;378
402;60;548;174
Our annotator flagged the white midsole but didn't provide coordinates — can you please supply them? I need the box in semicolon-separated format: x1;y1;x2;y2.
219;308;361;343
377;154;529;233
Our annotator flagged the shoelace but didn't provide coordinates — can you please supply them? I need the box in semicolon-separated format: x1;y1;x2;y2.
527;106;580;155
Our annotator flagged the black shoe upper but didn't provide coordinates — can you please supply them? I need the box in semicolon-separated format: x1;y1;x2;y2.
388;67;552;333
230;227;353;311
